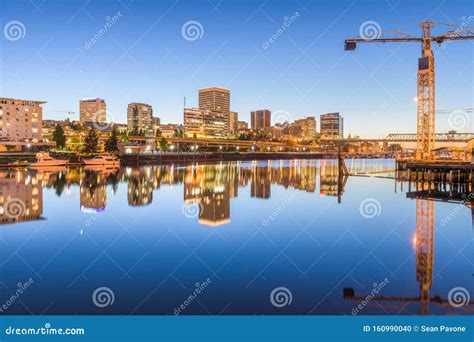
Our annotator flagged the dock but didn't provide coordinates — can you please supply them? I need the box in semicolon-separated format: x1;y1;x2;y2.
396;159;473;184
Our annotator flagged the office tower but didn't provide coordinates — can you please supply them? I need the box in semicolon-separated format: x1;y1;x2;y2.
80;98;106;124
230;111;238;136
251;109;271;130
127;102;153;136
198;87;230;136
0;97;44;142
320;112;344;138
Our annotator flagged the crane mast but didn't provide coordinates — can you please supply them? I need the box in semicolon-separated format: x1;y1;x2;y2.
417;21;435;160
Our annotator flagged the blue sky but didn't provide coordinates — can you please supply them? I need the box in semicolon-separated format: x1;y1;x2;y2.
1;0;473;137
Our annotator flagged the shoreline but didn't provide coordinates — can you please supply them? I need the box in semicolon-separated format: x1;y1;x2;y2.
120;152;394;166
0;152;395;168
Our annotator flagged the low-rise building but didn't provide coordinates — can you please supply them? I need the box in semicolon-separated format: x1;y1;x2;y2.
158;123;182;138
0;97;45;142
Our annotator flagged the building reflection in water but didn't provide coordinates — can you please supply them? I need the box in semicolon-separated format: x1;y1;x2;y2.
0;170;43;224
0;161;348;227
1;161;472;314
127;167;154;207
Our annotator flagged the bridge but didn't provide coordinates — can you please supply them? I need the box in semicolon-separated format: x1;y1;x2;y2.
385;132;473;150
386;133;474;142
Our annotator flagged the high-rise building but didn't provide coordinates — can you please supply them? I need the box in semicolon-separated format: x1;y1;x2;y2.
230;111;238;136
80;98;106;124
0;97;45;142
198;87;230;136
251;109;271;130
127;102;153;136
320;113;343;138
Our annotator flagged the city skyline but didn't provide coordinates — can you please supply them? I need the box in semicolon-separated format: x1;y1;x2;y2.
2;0;472;138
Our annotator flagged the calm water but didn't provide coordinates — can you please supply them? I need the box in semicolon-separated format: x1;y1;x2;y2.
0;159;472;315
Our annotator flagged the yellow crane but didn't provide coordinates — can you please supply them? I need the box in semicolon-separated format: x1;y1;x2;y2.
345;21;474;160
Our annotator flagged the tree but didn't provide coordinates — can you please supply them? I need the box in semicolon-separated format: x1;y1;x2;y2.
68;135;82;152
121;131;129;143
82;128;99;154
159;137;169;152
69;122;80;131
52;124;66;149
173;126;184;138
105;128;119;153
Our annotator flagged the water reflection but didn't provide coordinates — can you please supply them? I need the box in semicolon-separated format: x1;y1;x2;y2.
0;170;43;224
0;160;471;229
0;160;472;315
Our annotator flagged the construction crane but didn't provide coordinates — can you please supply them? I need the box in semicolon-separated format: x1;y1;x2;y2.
345;21;474;160
54;110;76;121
